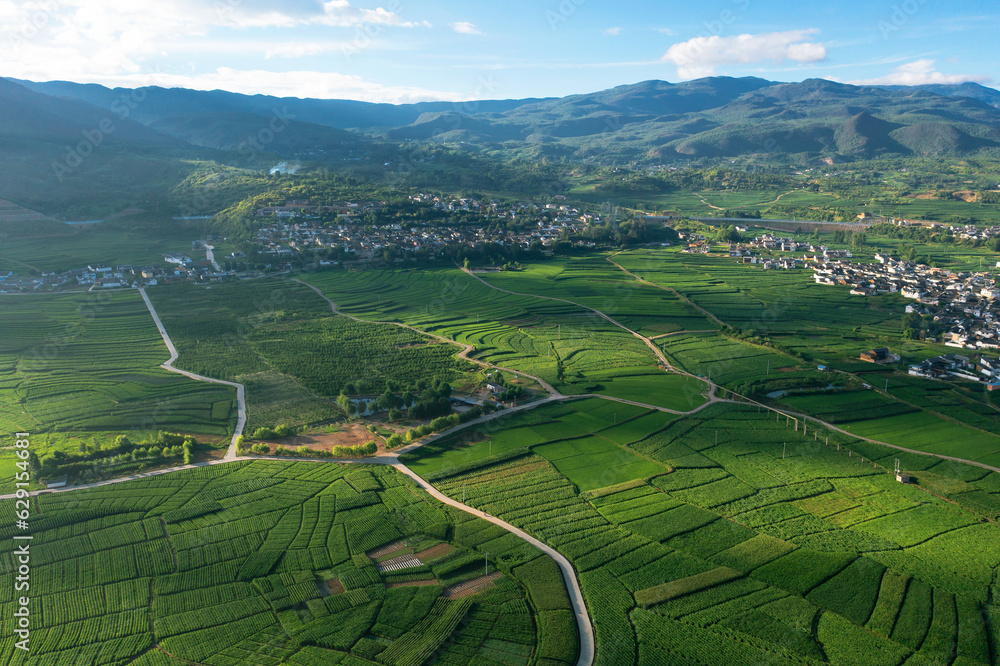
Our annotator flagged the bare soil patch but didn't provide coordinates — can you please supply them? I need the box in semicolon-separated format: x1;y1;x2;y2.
276;422;382;454
953;190;978;203
442;572;503;599
386;579;440;589
415;544;456;563
325;579;345;595
368;540;409;559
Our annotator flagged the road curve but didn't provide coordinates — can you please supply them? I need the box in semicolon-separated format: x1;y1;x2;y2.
139;288;246;460
292;278;562;396
459;267;716;401
390;462;595;666
607;253;730;330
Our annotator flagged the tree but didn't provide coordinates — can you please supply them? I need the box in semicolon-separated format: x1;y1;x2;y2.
337;393;354;417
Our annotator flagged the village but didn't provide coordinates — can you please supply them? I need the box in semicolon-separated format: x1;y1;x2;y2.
0;195;600;293
252;194;593;262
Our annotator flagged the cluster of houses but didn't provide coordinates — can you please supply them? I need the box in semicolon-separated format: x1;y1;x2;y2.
812;254;1000;349
256;200;376;219
950;224;1000;243
714;235;853;270
0;241;239;293
908;353;1000;389
254;195;596;262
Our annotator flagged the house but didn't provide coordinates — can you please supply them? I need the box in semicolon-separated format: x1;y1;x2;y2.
860;348;900;364
486;382;505;394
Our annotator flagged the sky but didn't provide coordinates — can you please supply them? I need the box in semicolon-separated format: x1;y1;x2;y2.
1;0;998;103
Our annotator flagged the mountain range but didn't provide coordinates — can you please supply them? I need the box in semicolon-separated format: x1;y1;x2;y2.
3;75;1000;217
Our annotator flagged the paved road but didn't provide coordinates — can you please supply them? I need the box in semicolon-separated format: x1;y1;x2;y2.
461;267;717;402
204;245;221;272
15;271;1000;666
607;253;730;330
139;288;246;460
391;462;595;666
293;278;562;396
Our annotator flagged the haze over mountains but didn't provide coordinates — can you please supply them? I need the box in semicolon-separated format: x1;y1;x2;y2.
3;75;1000;217
11;75;1000;165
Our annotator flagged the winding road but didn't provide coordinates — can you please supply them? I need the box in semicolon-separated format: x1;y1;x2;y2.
139;288;246;460
292;279;562;396
13;268;1000;666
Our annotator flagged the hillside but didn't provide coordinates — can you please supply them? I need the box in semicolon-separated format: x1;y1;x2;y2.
18;76;1000;164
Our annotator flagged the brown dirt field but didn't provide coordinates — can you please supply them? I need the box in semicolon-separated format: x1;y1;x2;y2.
442;572;503;599
386;579;440;589
325;579;345;595
953;190;978;202
275;422;383;454
415;544;456;563
368;540;409;559
914;193;937;200
776;367;800;373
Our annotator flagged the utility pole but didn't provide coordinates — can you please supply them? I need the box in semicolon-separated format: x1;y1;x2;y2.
484;550;489;576
783;443;786;459
463;483;466;504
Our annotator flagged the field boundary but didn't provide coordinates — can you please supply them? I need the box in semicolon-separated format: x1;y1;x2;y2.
292;278;562;396
139;287;246;460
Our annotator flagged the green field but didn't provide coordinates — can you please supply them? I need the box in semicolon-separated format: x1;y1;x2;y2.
0;228;195;275
781;390;1000;467
421;402;1000;665
0;461;579;665
401;397;671;491
0;291;235;483
302;267;708;410
148;279;479;431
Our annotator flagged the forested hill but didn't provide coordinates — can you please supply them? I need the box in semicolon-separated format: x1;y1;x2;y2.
16;76;1000;163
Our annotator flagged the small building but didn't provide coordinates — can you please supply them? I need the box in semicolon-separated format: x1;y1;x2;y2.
895;472;911;484
860;348;900;364
988;382;1000;392
46;475;68;489
486;382;504;394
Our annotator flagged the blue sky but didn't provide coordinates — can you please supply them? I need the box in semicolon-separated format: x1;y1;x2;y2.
1;0;997;102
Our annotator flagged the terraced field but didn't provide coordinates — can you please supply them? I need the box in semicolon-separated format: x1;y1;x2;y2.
303;268;707;411
614;249;907;361
475;255;716;337
0;461;579;665
413;401;1000;665
148;279;478;431
0;292;236;483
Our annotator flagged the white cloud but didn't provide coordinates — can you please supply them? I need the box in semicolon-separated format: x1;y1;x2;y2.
36;67;469;103
264;42;349;59
0;0;429;82
604;27;622;36
654;27;676;35
662;29;827;79
850;59;990;86
449;21;481;35
313;0;428;27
